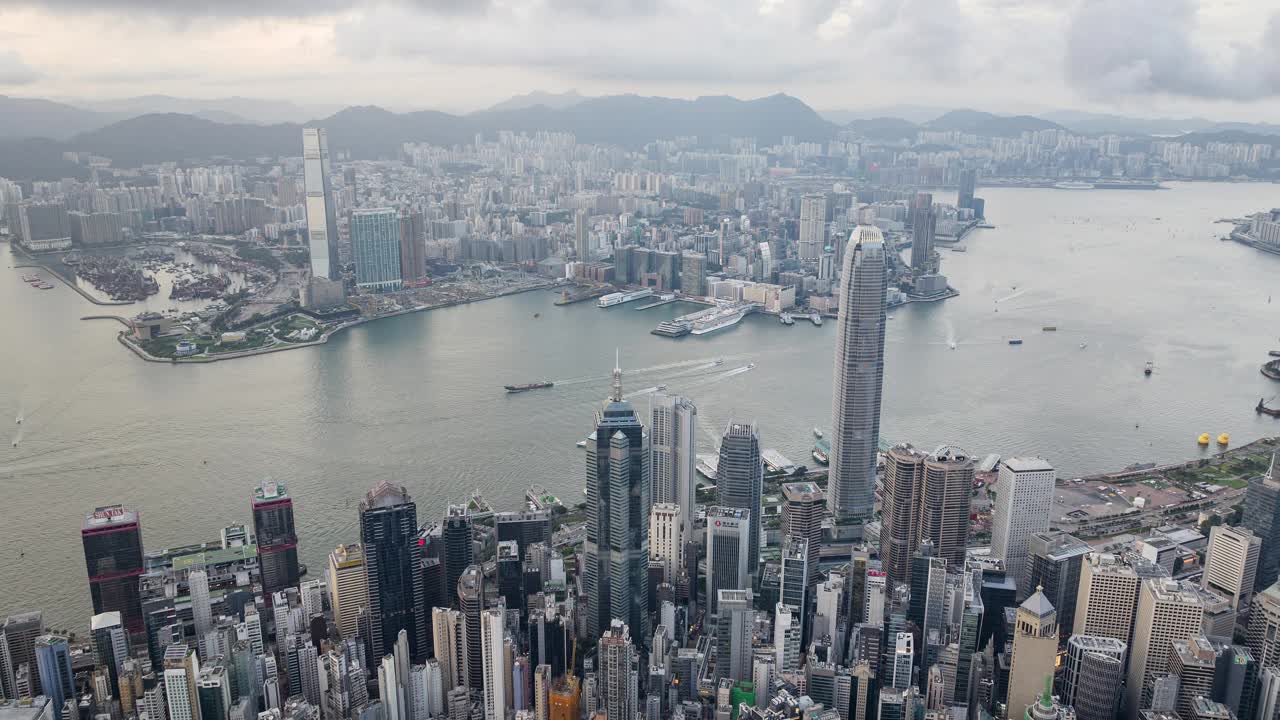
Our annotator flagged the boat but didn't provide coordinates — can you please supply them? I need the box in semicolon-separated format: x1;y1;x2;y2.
952;246;967;252
1042;326;1057;332
1269;351;1280;358
689;304;753;335
533;312;541;318
1144;361;1153;376
1054;181;1095;190
746;363;756;370
576;440;587;448
714;358;724;366
780;312;795;326
1217;433;1230;445
35;283;53;290
809;314;823;327
1008;338;1023;345
1080;342;1088;349
505;381;554;393
20;274;37;283
696;454;720;481
813;427;823;439
656;384;667;391
1198;433;1211;446
15;415;21;425
598;288;654;308
1259;398;1280;417
812;438;830;465
949;342;957;350
652;320;691;337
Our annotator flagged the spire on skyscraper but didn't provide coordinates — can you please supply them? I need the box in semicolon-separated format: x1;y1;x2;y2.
611;349;622;402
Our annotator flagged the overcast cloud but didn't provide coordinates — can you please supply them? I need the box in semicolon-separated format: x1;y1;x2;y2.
1;0;1278;119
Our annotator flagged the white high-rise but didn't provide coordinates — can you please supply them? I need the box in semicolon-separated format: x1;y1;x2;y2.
798;194;826;261
1126;580;1206;720
327;544;367;642
1073;552;1143;645
828;226;888;531
303;128;340;280
650;394;697;549
773;603;801;673
163;645;200;720
990;457;1056;590
1201;524;1261;610
188;569;213;659
431;607;462;692
479;611;506;720
648;503;683;585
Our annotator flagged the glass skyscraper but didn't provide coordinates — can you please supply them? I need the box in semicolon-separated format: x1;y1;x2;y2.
359;481;426;661
303;128;340;280
252;480;300;601
350;208;403;291
716;422;763;576
81;505;145;635
828;227;888;532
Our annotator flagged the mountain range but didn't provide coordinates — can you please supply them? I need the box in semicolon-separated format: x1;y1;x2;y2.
2;92;1279;181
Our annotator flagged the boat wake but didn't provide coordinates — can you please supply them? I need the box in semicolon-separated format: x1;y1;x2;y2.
994;288;1030;304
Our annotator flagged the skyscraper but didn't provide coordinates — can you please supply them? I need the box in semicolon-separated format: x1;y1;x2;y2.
457;565;484;692
1126;580;1206;719
35;636;73;720
188;569;213;658
781;482;825;554
479;611;506;720
828;226;888;532
163;645;200;720
957;169;977;212
1061;635;1126;720
303;128;340;281
1201;524;1262;611
1;611;43;700
798;194;826;262
398;209;424;285
716;422;763;576
1073;552;1147;645
583;357;650;643
431;607;463;693
327;544;368;642
359;482;426;662
909;193;936;272
574;209;590;260
705;506;751;617
649;394;697;550
599;621;637;720
1022;531;1091;642
648;503;683;585
880;444;927;590
1247;581;1280;667
778;536;810;642
1243;450;1280;591
253;481;301;601
990;457;1056;590
1006;589;1058;718
90;612;128;697
350;209;403;291
918;445;975;568
81;505;145;636
714;590;754;682
442;505;474;611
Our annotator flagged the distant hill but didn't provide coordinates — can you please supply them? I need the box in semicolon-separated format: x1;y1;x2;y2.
71;95;337;125
1174;129;1280;147
485;90;586;113
0;96;120;141
821;104;948;125
925;109;1064;136
0;138;91;181
845;117;919;142
50;93;837;166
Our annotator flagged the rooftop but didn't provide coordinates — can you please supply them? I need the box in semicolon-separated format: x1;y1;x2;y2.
781;482;823;502
1067;634;1127;653
81;505;138;531
252;479;288;502
1019;588;1056;618
0;697;50;720
1002;456;1054;473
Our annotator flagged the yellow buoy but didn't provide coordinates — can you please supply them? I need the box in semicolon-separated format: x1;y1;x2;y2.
1218;433;1230;445
1198;433;1211;445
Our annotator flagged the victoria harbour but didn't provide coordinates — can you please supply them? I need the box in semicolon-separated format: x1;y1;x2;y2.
2;182;1278;631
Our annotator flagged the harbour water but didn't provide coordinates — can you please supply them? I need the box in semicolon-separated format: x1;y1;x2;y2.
3;181;1280;630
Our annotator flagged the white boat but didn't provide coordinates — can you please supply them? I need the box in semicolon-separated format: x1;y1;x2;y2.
1054;181;1095;190
948;342;957;350
813;427;823;439
576;440;587;448
746;363;756;369
598;288;654;308
714;358;724;365
1080;342;1088;349
689;305;751;335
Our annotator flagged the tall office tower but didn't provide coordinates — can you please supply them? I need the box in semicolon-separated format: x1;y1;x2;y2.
716;422;763;576
648;504;684;584
889;632;914;690
843;553;869;659
533;665;551;720
752;654;776;705
1201;525;1261;610
252;481;301;601
814;578;841;643
432;608;463;692
494;510;551;562
1;611;43;699
163;645;200;720
1006;589;1058;718
908;546;946;665
918;446;975;568
781;482;825;553
828;226;888;533
496;541;524;615
443;505;474;612
1061;635;1126;720
705;507;751;617
90;612;128;696
458;565;485;692
35;636;73;720
599;621;637;720
1169;636;1219;720
583;358;650;643
758;241;774;280
327;544;368;642
909;193;936;272
479;611;506;720
778;537;810;642
350;209;403;291
188;569;213;658
773;604;801;673
719;217;731;266
398;209;424;284
574;209;589;260
358;482;426;662
1247;581;1280;667
649;394;697;550
798;194;826;261
1126;580;1207;719
1073;552;1145;645
1022;531;1091;643
196;666;230;720
880;444;926;590
953;569;984;705
302;128;340;280
713;590;754;682
1243;450;1280;590
957;169;977;211
865;569;888;627
990;457;1056;590
82;505;146;635
1261;668;1280;720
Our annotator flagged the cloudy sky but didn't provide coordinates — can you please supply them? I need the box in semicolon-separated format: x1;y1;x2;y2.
1;0;1279;119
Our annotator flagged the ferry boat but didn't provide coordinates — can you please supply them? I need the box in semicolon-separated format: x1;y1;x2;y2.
1054;181;1095;190
598;288;654;308
714;358;724;365
780;312;795;326
1008;338;1023;345
696;454;719;481
812;438;830;465
690;305;752;335
505;381;554;393
809;314;823;326
1144;361;1153;376
576;440;587;448
652;320;691;337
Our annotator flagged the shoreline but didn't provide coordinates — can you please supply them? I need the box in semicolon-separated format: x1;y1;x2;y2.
12;255;134;307
113;281;554;365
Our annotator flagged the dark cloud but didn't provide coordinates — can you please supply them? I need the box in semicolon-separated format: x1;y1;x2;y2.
0;50;41;85
1067;0;1280;100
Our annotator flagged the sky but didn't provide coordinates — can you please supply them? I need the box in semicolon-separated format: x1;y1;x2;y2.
1;0;1279;120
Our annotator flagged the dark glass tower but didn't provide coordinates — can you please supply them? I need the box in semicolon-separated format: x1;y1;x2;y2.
358;482;426;662
442;505;474;609
252;481;300;601
716;422;763;576
1244;451;1280;591
583;356;650;643
81;505;145;635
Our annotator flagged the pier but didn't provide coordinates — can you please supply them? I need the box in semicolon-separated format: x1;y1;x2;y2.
634;295;677;311
554;285;613;306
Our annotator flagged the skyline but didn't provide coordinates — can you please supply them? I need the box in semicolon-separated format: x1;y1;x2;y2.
0;1;1279;121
